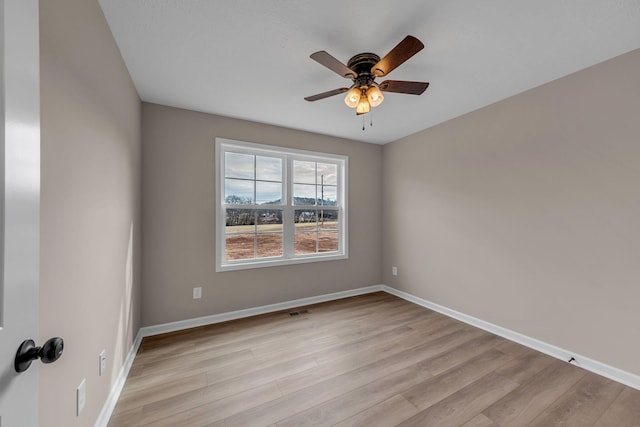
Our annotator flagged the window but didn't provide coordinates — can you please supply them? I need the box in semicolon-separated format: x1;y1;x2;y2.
216;138;348;271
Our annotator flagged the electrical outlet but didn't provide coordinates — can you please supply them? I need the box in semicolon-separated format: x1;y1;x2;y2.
76;379;86;416
99;350;106;376
392;266;398;276
193;287;202;299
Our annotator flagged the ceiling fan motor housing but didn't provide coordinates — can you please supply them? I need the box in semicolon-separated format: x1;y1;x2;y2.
347;53;381;87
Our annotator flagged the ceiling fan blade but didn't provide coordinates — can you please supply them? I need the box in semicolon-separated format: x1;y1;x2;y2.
371;35;424;77
310;51;357;79
304;87;349;102
379;80;429;95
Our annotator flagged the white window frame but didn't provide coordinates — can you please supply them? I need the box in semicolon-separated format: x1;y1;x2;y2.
215;138;348;272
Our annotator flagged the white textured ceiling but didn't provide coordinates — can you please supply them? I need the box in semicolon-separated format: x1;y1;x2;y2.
99;0;640;144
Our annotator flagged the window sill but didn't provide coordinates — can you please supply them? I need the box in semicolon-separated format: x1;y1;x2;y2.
216;252;348;272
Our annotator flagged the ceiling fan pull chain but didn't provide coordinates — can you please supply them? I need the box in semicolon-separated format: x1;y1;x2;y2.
370;110;373;127
362;114;365;131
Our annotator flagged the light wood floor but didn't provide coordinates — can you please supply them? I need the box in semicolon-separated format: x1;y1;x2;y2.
108;292;640;426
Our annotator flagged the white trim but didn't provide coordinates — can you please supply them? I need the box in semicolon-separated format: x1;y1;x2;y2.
140;285;383;337
381;285;640;391
94;330;143;427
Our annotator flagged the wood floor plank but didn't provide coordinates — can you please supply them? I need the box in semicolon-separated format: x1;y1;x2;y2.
403;349;514;411
136;354;318;425
528;373;625;426
331;394;419;427
108;406;142;427
421;333;506;375
406;312;460;334
202;344;324;387
312;325;419;365
126;347;254;385
337;307;440;341
131;343;249;378
121;348;255;398
225;328;481;427
482;359;587;426
114;371;209;413
494;340;538;359
593;387;640;427
277;322;472;396
135;316;316;369
398;372;519;427
276;362;434;427
250;330;342;360
461;413;499;427
108;294;640;427
140;382;282;427
493;350;555;385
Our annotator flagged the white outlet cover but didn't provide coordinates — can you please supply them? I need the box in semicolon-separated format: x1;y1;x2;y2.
193;287;202;299
77;379;86;416
392;266;398;276
99;350;106;376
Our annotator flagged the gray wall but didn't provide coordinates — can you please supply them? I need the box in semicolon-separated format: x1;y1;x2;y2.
382;49;640;376
141;103;383;326
39;0;142;425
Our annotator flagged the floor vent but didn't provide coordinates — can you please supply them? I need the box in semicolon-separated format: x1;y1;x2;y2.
288;309;309;317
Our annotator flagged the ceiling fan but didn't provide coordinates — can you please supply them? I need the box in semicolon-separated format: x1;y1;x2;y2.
304;35;429;115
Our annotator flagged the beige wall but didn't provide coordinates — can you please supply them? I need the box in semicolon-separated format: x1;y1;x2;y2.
39;0;142;425
141;103;382;326
383;49;640;376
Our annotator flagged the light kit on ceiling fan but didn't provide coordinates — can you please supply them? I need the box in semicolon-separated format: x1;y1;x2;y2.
366;85;384;107
305;35;430;125
344;87;361;108
344;85;384;113
356;93;371;115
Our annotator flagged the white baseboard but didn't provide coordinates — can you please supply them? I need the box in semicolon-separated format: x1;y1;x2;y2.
94;330;143;427
381;285;640;391
139;285;384;338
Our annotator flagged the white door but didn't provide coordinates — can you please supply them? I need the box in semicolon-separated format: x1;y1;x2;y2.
0;0;41;426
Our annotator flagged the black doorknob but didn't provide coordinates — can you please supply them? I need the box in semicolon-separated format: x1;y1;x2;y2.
14;337;64;373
